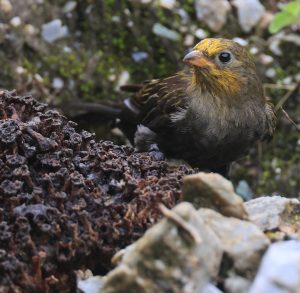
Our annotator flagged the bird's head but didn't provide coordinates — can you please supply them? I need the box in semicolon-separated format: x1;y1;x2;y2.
183;38;259;99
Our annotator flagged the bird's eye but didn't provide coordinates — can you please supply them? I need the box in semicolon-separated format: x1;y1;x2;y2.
218;52;231;63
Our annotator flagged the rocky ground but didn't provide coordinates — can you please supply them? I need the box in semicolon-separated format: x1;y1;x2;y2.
0;2;299;291
0;89;299;293
0;0;299;196
79;173;300;293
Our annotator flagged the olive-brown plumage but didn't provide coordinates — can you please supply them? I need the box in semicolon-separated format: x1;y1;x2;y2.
119;38;276;175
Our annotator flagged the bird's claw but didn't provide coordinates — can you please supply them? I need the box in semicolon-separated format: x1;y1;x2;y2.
149;144;165;161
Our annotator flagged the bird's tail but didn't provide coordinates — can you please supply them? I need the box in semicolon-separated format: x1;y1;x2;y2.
62;100;138;143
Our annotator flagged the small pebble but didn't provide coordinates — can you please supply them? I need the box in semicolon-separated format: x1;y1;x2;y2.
42;19;69;43
265;68;276;78
10;17;22;27
282;76;293;85
63;1;77;14
259;54;274;65
184;35;194;46
0;0;12;13
195;28;207;39
131;52;149;62
249;47;259;55
52;78;64;90
233;37;248;46
152;23;180;41
159;0;176;10
15;67;26;75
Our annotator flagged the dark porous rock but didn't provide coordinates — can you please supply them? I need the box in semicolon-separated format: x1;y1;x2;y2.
102;203;223;293
198;208;270;278
0;90;195;292
183;172;248;220
245;196;300;240
249;240;300;293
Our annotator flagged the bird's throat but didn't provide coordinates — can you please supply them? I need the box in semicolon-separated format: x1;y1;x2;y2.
191;68;242;99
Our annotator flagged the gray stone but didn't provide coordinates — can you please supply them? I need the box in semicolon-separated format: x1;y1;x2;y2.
152;23;180;41
194;0;231;32
102;202;223;293
77;271;103;293
198;209;270;277
232;0;265;32
183;172;249;220
245;196;300;235
201;283;224;293
41;19;69;43
224;276;251;293
131;51;149;62
249;240;300;293
235;180;253;201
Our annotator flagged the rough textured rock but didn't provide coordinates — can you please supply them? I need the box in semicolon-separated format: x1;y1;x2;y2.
198;209;270;277
183;172;248;220
102;203;223;293
194;0;231;32
232;0;265;32
0;90;195;291
249;240;300;293
224;276;251;293
245;196;300;238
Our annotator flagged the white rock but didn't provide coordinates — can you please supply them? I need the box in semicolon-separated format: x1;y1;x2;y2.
52;77;64;90
250;47;259;55
131;51;148;62
116;71;130;89
282;76;293;85
232;37;248;46
232;0;265;32
245;196;300;232
34;74;43;83
41;19;69;43
16;66;26;75
111;16;120;23
152;23;180;41
195;28;207;40
269;32;300;56
249;241;300;293
176;8;189;24
184;34;194;46
159;0;176;10
77;275;103;293
63;1;77;13
295;73;300;82
0;0;12;13
259;53;274;65
265;68;276;78
10;16;22;27
24;24;36;35
194;0;231;32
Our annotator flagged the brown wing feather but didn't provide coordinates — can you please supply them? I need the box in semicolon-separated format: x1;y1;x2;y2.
126;72;191;131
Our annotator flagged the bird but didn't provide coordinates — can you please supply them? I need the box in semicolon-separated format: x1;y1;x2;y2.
70;38;276;176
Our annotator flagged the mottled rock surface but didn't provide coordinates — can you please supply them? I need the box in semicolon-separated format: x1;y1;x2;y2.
249;240;300;293
102;203;223;293
198;209;270;277
183;172;248;220
245;196;300;239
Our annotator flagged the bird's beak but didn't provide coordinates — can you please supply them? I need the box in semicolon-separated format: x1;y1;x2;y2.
183;51;208;68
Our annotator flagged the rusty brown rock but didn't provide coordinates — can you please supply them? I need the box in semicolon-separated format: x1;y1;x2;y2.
0;90;195;292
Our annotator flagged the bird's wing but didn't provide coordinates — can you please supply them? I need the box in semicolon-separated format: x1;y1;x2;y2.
123;72;191;132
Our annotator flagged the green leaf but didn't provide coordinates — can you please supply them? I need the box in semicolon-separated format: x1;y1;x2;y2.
281;1;300;16
269;11;298;33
